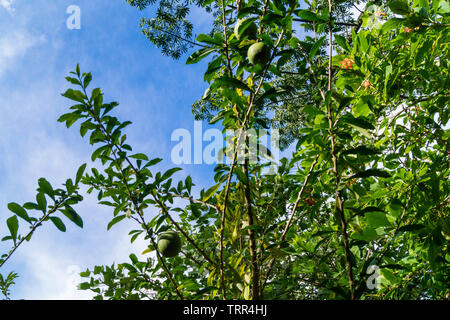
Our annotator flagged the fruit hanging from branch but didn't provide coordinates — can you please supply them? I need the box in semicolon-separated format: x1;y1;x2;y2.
247;42;271;67
157;230;182;257
234;19;258;41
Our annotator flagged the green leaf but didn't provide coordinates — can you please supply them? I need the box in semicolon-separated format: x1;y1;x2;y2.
309;36;325;59
6;216;18;242
130;153;149;161
49;217;66;232
83;73;92;88
61;206;83;228
384;64;393;98
380;268;398;285
342;146;380;156
350;169;391;179
92;88;103;116
353;101;371;118
36;193;47;213
234;168;248;184
38;178;55;200
334;34;350;52
61;89;86;104
388;0;411;15
185;176;193;194
107;215;126;231
235;18;258;40
415;40;433;67
202;181;222;202
340;114;375;130
144;158;163;168
397;224;425;233
23;202;41;211
381;18;404;33
78;282;91;290
295;9;323;21
186;47;216;65
65;77;80;85
388;198;403;217
161;167;182;182
438;0;450;14
213;76;253;92
196;34;222;46
75;163;87;185
66;178;75;195
237;6;262;18
57;112;84;128
8;203;31;223
366;211;391;228
354;227;378;242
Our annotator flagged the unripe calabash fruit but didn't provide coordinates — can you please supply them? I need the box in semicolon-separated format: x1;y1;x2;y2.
234;19;258;41
157;230;182;257
247;42;271;66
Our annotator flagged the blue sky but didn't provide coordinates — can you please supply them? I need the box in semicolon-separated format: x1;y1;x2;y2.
0;0;218;299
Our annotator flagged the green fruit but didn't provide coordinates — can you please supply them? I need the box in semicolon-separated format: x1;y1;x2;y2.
234;19;258;41
157;230;182;257
247;42;271;66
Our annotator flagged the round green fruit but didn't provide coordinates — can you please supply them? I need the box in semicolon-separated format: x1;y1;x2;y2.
234;19;258;41
157;230;182;258
247;42;271;66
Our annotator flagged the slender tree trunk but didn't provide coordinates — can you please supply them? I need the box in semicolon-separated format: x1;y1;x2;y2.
242;154;260;300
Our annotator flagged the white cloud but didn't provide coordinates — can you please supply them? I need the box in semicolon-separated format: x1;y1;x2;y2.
0;0;15;13
14;220;151;300
0;30;46;76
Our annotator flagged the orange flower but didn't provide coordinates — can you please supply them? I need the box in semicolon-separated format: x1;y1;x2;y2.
362;79;371;88
341;57;355;70
404;27;412;33
375;10;386;17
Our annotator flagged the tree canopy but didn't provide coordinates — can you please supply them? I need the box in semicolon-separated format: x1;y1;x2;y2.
1;0;449;300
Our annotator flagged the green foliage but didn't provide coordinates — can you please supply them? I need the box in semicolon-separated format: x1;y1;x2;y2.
76;0;450;300
0;272;18;300
2;0;448;300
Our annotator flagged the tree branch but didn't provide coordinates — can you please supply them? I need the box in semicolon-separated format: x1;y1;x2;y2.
261;154;319;293
0;196;69;270
327;0;355;299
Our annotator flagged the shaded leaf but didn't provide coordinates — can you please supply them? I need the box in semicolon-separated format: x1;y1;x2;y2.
186;47;216;65
49;217;66;232
350;169;391;179
107;215;126;231
6;216;18;242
